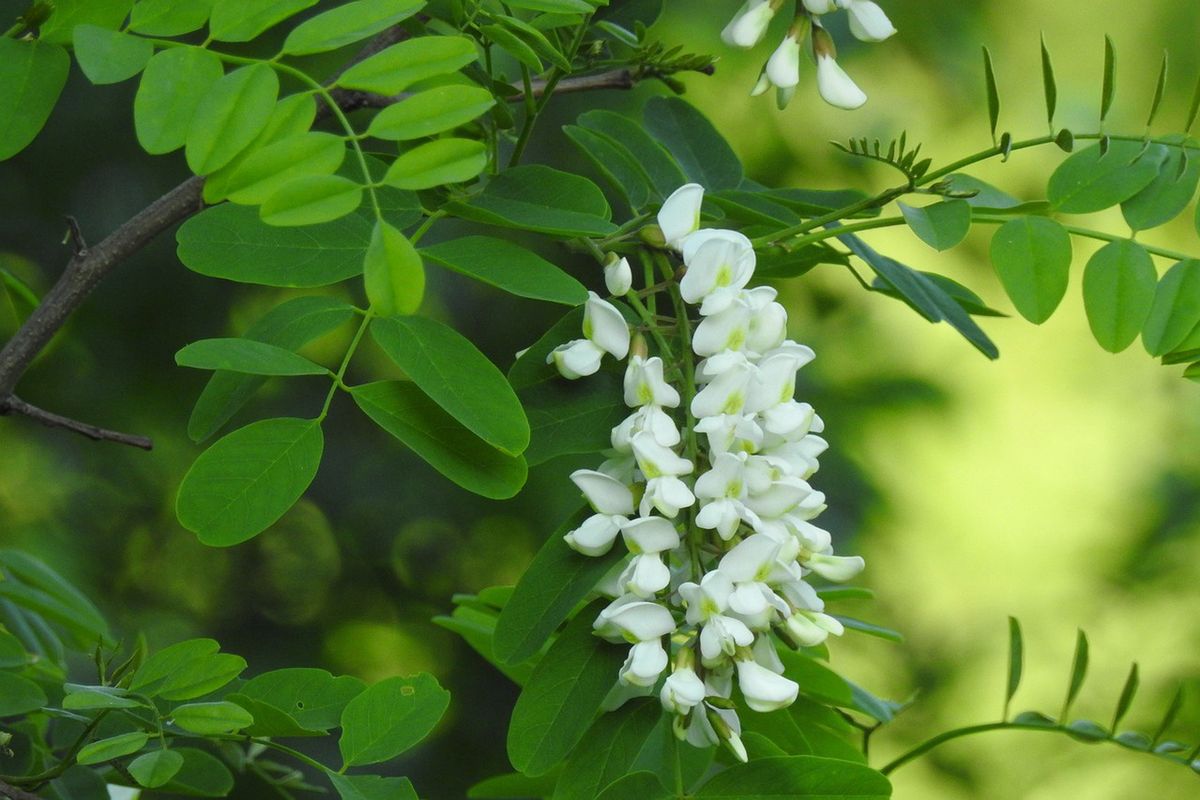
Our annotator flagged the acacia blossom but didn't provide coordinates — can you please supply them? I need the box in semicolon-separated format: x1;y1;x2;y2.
549;183;866;761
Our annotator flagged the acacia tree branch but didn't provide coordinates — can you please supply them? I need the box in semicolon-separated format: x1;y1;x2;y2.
0;41;702;449
0;779;43;800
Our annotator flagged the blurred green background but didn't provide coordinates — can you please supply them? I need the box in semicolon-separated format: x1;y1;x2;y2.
2;1;1200;797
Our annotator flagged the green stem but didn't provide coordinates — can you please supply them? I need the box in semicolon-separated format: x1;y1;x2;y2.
319;312;374;420
507;17;591;165
3;712;110;785
752;187;909;247
972;216;1191;261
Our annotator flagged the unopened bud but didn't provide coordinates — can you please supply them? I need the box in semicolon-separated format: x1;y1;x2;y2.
639;224;668;248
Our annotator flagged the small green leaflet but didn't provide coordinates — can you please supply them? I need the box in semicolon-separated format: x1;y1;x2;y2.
0;38;70;161
1047;141;1168;214
694;756;892;799
237;667;366;732
170;701;255;735
220;133;347;206
160;748;235;797
39;0;132;44
176;418;325;546
0;672;47;716
365;221;425;316
564;124;653;210
129;750;185;789
493;510;620;665
367;85;496;141
261;175;364;226
282;0;425;55
330;774;420;800
203;93;321;204
72;26;154;85
1061;629;1090;719
1120;140;1200;231
982;46;1000;142
134;48;225;155
0;549;111;646
595;772;672;800
1081;240;1157;353
899;200;971;251
450;164;616;237
130;638;247;700
209;0;317;42
989;216;1072;324
337;36;478;95
351;381;528;499
186;64;280;175
1142;259;1200;356
421;236;586;305
384;138;489;190
576;109;688;199
129;0;215;36
76;732;149;766
339;673;451;767
1005;616;1024;720
482;23;544;71
643;96;743;190
371;315;529;455
62;687;143;710
175;338;329;376
505;0;593;13
506;605;626;776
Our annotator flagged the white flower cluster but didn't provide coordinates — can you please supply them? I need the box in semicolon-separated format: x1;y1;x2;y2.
721;0;896;110
548;183;866;760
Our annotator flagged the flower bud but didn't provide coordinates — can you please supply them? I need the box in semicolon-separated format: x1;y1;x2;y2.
657;184;705;250
660;665;707;713
735;657;799;712
840;0;896;42
583;291;631;359
765;33;802;90
721;0;777;49
548;339;604;379
604;254;633;296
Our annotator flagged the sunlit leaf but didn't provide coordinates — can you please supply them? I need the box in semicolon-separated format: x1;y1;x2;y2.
989;216;1072;324
1082;240;1157;353
339;673;451;767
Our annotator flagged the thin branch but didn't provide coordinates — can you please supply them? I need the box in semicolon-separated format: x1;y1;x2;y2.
344;67;649;110
0;394;154;450
0;780;42;800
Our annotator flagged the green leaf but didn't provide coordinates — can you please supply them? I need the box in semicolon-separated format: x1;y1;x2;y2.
989;216;1072;324
384;138;488;190
839;233;998;358
72;25;153;85
507;605;625;776
0;631;26;668
62;688;143;710
1040;34;1057;126
330;774;419;800
221;133;347;206
982;46;1000;141
505;0;593;12
1061;628;1090;719
0;38;70;161
1142;259;1200;356
371;315;529;455
1047;141;1168;213
171;701;254;734
337;36;478;95
175;338;329;376
237;667;366;731
351;381;528;499
495;14;571;71
898;200;971;251
554;701;663;800
1005;616;1023;717
176;417;324;546
833;616;904;643
188;297;355;442
177;203;372;287
0;550;111;644
76;732;149;766
577;109;688;199
161;748;235;797
494;511;620;665
468;772;560;799
643;96;743;190
696;756;892;798
260;175;364;226
282;0;425;55
339;673;451;767
365;220;426;316
1121;141;1200;231
134;47;225;155
1187;75;1200;135
595;772;672;800
1112;663;1139;730
564;124;653;210
942;174;1020;209
421;236;586;305
203;93;321;204
450;164;616;237
0;672;47;715
520;371;627;465
129;749;185;789
131;639;247;700
129;0;215;36
40;0;133;43
366;85;496;141
210;0;317;42
1147;52;1168;128
482;23;543;71
1101;35;1116;121
1082;240;1157;353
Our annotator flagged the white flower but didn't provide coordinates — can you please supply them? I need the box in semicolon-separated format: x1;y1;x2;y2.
563;469;634;556
691;358;752;418
612;405;681;452
805;552;866;582
584;291;630;359
765;33;802;89
838;0;896;42
661;665;707;713
604;255;633;296
620;639;669;686
624;356;681;408
595;595;676;643
622;515;681;554
658;184;705;250
815;53;867;110
735;657;799;712
721;0;777;49
695;412;763;455
548;339;604;379
632;432;695;518
680;231;756;315
802;0;838;12
695;452;759;540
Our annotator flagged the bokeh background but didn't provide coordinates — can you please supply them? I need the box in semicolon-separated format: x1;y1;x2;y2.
2;0;1200;797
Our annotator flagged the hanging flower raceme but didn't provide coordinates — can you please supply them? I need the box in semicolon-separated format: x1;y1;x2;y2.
731;0;894;110
550;182;868;762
